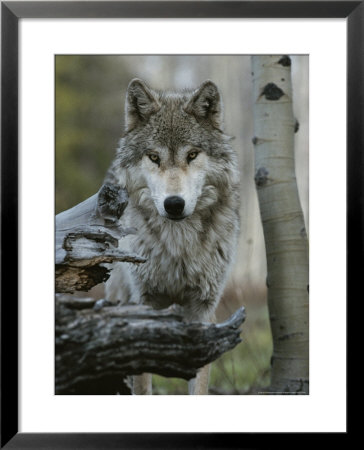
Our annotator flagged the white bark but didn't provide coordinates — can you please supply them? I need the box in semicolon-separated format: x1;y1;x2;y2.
252;56;309;394
55;183;145;293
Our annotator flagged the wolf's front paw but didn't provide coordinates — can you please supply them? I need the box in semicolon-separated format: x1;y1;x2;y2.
93;298;117;311
165;303;184;315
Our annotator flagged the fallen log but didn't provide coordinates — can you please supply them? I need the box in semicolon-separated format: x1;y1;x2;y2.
55;297;246;395
55;183;145;293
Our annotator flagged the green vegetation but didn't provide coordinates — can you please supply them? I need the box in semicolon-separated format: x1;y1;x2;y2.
56;56;132;213
153;303;272;395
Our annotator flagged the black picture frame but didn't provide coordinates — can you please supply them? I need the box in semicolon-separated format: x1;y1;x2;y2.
1;1;358;447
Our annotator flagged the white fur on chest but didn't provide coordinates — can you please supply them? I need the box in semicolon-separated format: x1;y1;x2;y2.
106;199;238;320
129;206;235;307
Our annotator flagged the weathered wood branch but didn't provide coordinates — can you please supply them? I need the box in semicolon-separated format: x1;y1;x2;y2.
55;183;145;293
55;297;245;394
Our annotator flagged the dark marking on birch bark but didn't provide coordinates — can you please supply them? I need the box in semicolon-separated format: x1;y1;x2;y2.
300;227;307;239
255;167;269;187
294;119;300;133
251;136;264;146
307;284;309;293
266;276;271;288
278;332;304;341
261;83;284;101
278;55;291;67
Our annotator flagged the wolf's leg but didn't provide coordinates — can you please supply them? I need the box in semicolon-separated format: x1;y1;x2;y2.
188;364;211;395
133;373;152;395
105;263;140;305
188;311;215;395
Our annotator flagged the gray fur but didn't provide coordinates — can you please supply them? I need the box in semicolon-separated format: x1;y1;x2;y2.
105;79;240;322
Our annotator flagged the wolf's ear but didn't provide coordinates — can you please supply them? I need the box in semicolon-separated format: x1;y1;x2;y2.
125;78;160;131
185;80;222;129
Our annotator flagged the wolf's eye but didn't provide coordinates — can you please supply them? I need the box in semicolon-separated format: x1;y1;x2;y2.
187;151;198;163
148;154;160;165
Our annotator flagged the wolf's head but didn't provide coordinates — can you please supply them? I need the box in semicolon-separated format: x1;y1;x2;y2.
116;78;238;221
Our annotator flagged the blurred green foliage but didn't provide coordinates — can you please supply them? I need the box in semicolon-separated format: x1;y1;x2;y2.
153;303;272;395
56;56;133;213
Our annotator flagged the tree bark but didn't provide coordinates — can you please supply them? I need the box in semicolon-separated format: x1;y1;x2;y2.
251;55;309;394
55;183;145;293
56;297;245;394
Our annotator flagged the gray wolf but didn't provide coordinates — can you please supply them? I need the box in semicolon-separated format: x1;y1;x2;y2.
105;78;240;394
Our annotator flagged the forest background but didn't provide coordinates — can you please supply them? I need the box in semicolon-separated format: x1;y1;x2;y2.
55;55;309;394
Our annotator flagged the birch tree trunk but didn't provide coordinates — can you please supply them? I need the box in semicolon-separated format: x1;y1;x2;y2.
251;55;309;394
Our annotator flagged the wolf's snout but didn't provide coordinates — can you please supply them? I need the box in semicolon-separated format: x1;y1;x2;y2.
164;196;185;218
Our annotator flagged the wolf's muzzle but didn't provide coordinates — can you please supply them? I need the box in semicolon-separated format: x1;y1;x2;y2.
164;196;185;219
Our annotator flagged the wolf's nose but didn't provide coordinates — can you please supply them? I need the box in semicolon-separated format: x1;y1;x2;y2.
164;196;185;217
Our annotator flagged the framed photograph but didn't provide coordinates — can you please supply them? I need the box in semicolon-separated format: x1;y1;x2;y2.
2;1;357;447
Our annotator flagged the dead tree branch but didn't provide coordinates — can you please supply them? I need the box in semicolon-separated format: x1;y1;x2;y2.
55;298;245;394
55;183;145;293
